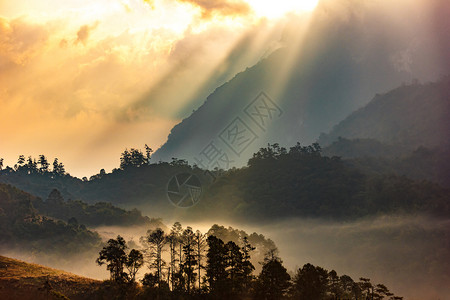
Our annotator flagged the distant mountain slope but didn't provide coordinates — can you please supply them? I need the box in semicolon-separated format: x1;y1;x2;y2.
318;78;450;149
0;255;101;300
151;0;450;168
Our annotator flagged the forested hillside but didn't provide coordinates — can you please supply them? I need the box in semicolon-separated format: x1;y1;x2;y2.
318;77;450;149
1;142;449;222
0;183;101;256
32;189;164;227
0;153;208;210
191;143;450;221
323;138;450;188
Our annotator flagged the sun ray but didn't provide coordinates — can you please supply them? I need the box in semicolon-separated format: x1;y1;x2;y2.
246;0;319;19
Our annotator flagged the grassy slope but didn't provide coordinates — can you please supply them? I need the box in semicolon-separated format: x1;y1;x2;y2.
0;255;102;300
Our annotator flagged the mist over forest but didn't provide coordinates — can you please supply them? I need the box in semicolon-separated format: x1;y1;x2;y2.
1;0;450;299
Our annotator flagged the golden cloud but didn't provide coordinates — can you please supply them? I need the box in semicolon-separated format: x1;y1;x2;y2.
75;21;99;45
176;0;251;18
0;17;48;66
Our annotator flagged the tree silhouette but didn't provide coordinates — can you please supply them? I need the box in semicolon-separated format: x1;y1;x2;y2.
52;158;65;176
359;277;373;299
141;228;167;286
96;235;128;282
120;147;149;169
241;236;255;291
145;144;153;164
15;155;25;171
195;229;207;290
253;250;290;300
170;221;184;292
182;226;197;294
126;249;144;282
206;235;229;299
290;263;329;300
38;155;50;174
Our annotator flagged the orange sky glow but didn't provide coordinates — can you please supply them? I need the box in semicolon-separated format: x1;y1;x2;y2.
0;0;440;177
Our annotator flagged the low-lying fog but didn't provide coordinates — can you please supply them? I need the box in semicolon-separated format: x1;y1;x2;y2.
6;215;449;300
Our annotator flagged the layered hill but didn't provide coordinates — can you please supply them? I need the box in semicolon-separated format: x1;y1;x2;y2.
0;183;101;257
318;78;450;149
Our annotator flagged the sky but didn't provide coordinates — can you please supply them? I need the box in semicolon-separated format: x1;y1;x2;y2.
0;0;446;178
0;0;322;177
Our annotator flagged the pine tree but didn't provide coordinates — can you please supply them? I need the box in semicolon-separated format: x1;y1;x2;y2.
38;155;50;173
195;230;207;290
253;249;290;300
290;263;329;300
206;235;229;299
141;228;167;287
182;227;197;294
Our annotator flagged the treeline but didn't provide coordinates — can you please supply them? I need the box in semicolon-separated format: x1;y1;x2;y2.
0;154;66;176
0;147;199;205
32;189;159;227
96;224;403;300
0;145;153;181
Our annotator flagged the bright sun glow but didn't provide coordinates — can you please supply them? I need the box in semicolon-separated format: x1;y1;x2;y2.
246;0;319;19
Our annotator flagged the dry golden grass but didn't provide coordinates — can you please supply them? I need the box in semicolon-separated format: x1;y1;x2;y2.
0;255;102;300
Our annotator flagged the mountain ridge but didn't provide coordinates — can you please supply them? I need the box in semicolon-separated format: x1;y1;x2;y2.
318;77;450;149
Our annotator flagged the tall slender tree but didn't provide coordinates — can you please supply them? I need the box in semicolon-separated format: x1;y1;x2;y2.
15;155;25;170
195;230;207;290
145;144;153;164
226;241;244;295
172;222;183;276
241;236;255;291
141;228;167;287
182;227;197;294
167;226;179;290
